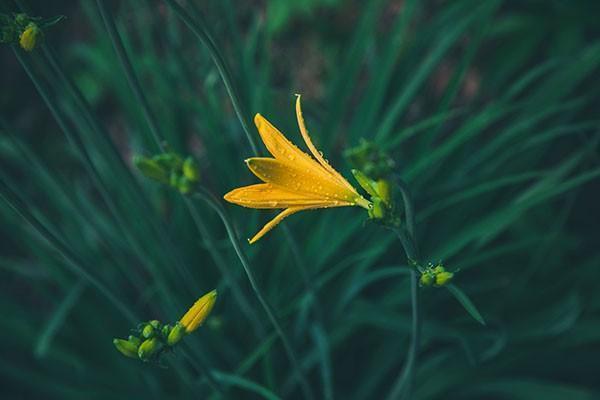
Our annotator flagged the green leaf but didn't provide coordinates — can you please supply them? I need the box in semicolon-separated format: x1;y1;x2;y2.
446;284;486;325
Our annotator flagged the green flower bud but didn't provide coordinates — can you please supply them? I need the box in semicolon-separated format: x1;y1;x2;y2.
19;22;41;51
128;335;141;347
133;155;170;184
420;273;433;287
167;322;186;346
149;320;160;329
369;197;386;220
138;337;162;361
435;271;454;287
162;324;172;337
113;338;139;359
141;323;155;339
183;157;200;182
154;153;183;171
376;179;391;204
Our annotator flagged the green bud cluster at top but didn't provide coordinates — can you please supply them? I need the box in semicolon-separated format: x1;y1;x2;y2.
113;319;188;364
352;169;400;227
344;139;396;180
417;262;455;287
0;13;65;51
346;139;401;227
133;152;200;194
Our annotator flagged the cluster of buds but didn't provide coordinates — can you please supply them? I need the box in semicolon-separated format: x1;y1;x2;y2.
344;139;396;180
352;169;399;226
418;262;454;287
133;152;200;194
113;290;217;363
0;13;65;51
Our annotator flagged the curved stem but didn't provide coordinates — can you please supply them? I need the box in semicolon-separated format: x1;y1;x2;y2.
385;269;420;400
185;197;265;338
192;189;315;400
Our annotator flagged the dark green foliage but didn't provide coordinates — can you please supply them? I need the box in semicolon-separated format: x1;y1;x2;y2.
0;0;599;399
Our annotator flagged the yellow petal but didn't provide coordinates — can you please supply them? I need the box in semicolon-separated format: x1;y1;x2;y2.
254;113;315;167
295;95;359;194
254;113;346;187
180;290;217;333
224;183;352;209
249;207;304;244
246;158;360;203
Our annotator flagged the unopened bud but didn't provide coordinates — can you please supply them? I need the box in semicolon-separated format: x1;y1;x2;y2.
128;335;141;347
19;23;41;51
183;157;200;182
138;337;162;361
167;322;186;346
420;273;433;287
376;179;391;204
133;155;170;184
369;197;386;220
180;290;217;333
435;271;454;287
113;338;138;359
141;323;155;339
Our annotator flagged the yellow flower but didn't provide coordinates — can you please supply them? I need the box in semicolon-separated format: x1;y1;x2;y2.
224;95;371;243
179;289;217;333
19;23;41;51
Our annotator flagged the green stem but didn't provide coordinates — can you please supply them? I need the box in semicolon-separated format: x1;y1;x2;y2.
393;175;417;244
184;197;265;338
192;189;315;400
162;0;259;154
385;178;421;400
385;268;420;400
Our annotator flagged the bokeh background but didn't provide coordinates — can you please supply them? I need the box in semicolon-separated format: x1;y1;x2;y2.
1;0;599;399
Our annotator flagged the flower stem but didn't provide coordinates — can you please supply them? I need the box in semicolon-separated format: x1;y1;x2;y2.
192;189;315;400
385;268;420;400
385;178;421;400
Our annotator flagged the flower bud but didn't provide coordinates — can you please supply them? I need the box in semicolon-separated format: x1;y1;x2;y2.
128;335;141;347
19;23;41;51
183;157;200;182
180;290;217;333
154;153;183;171
420;273;433;287
133;155;170;184
376;179;391;204
138;337;162;361
113;338;139;359
369;197;386;220
435;271;454;287
167;322;186;346
141;323;155;339
161;324;172;338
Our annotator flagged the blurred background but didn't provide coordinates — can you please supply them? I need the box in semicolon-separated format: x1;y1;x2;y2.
1;0;599;399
